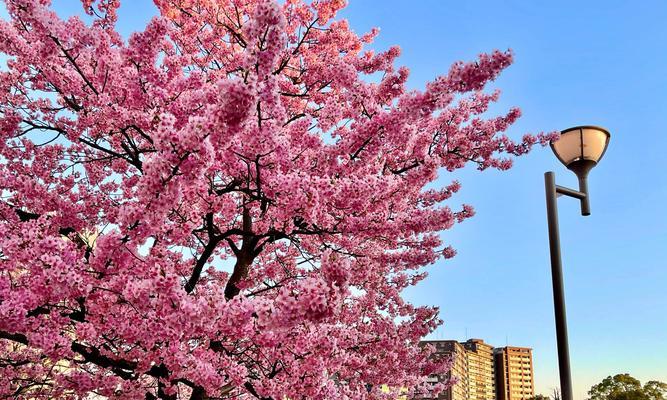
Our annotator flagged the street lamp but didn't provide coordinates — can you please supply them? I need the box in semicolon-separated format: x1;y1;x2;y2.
544;125;610;400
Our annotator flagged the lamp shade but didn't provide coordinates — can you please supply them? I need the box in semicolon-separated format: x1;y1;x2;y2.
551;126;611;167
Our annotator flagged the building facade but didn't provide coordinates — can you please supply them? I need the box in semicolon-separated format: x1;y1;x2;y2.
494;347;535;400
421;340;469;400
418;340;534;400
462;339;496;400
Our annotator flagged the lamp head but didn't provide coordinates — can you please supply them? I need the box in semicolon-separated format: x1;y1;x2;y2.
550;125;610;180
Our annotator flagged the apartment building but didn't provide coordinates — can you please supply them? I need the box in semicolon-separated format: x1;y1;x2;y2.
494;346;535;400
417;339;534;400
462;339;496;400
420;340;469;400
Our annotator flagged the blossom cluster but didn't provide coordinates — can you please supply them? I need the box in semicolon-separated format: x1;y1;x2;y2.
0;0;554;398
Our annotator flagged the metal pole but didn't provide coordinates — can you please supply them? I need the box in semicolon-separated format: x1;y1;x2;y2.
576;174;590;216
544;171;573;400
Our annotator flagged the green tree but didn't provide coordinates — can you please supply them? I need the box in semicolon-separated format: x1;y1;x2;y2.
588;374;667;400
644;381;667;400
529;395;549;400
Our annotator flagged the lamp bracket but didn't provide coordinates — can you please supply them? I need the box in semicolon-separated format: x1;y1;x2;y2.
555;185;586;200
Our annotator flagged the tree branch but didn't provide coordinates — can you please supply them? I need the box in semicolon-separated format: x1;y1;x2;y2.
50;36;99;95
224;207;258;300
244;381;273;400
0;330;158;381
185;213;222;294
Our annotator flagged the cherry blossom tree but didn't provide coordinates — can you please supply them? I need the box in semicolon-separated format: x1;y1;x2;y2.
0;0;554;398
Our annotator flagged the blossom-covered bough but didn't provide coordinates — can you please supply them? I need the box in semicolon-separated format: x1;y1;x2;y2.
0;0;554;398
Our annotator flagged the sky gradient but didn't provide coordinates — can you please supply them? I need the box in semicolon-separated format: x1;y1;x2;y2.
5;1;667;398
336;1;667;398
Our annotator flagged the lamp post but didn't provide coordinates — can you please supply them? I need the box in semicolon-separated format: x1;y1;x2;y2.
545;126;610;400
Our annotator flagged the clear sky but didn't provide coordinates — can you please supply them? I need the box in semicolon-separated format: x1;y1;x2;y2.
6;1;667;399
336;1;667;399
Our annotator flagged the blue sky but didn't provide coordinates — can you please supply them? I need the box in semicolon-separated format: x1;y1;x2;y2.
338;1;667;398
5;0;667;398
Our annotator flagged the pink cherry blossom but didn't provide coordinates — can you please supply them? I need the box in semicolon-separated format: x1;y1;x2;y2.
0;0;556;398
